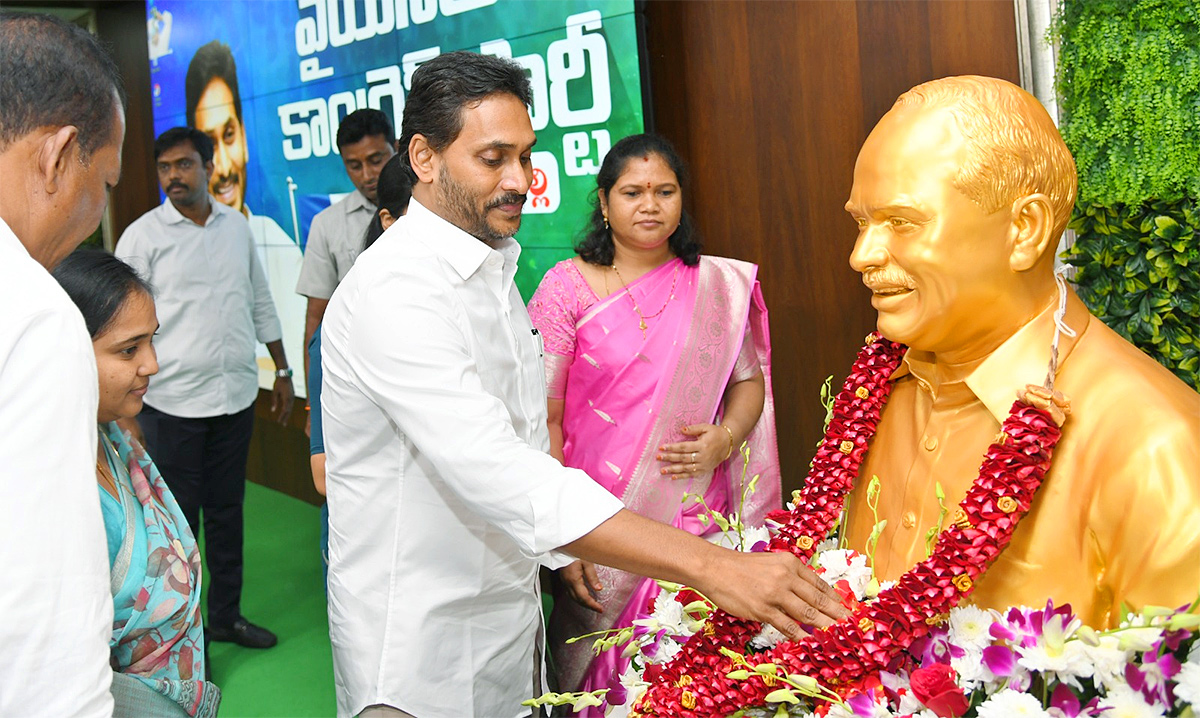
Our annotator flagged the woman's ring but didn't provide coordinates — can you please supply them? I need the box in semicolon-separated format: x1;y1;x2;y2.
691;452;697;462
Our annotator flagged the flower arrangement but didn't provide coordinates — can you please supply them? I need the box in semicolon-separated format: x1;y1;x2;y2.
530;541;1200;717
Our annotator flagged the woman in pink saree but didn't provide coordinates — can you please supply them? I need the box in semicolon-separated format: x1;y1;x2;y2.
527;134;781;702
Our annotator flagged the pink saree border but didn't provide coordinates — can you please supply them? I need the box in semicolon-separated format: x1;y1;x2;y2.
618;256;780;524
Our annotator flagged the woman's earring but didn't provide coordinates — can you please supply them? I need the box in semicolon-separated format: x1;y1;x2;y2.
603;215;609;230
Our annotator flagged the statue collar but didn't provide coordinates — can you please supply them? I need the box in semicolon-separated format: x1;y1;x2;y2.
892;288;1091;423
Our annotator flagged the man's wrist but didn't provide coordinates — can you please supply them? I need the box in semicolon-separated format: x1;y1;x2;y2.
675;531;723;591
275;367;294;380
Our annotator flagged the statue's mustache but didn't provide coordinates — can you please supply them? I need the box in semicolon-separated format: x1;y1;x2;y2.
862;268;916;292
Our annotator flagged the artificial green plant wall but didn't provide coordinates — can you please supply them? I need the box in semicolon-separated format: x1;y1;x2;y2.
1052;0;1199;388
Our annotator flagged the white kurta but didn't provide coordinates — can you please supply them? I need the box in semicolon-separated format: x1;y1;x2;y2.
321;199;623;718
0;218;112;716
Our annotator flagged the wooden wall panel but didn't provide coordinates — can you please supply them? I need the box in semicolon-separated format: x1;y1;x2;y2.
644;0;1020;495
927;1;1020;80
92;0;160;240
247;393;323;506
856;1;933;129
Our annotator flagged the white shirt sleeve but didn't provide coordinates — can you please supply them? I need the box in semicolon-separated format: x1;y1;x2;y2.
0;307;112;717
346;268;622;559
247;224;284;345
114;221;147;273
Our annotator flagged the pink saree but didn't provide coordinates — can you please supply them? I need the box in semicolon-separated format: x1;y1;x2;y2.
527;255;781;702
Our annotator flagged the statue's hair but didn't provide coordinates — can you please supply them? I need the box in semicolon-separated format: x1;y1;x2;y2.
893;76;1077;239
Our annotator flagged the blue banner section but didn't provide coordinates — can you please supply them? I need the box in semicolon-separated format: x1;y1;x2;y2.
145;0;645;394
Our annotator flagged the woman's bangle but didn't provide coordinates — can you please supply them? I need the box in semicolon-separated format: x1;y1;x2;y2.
720;423;735;460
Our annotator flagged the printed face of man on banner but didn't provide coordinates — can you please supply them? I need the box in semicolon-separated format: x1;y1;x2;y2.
186;40;250;215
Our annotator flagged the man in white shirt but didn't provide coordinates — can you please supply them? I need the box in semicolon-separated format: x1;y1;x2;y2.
322;51;845;718
0;12;125;716
116;127;293;650
296;108;397;371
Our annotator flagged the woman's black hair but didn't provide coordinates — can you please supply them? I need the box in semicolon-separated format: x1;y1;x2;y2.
575;133;702;267
52;249;154;338
362;154;414;251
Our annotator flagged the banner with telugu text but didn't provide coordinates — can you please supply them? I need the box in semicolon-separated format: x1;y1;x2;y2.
145;0;645;394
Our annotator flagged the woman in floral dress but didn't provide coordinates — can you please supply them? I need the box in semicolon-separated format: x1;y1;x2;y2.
55;250;219;718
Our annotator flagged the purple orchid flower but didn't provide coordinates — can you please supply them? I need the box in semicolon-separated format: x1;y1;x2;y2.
991;601;1077;650
1050;683;1082;717
982;645;1016;678
638;628;667;658
919;635;966;667
1162;622;1193;652
1125;651;1181;706
991;606;1037;647
605;671;628;706
847;691;879;717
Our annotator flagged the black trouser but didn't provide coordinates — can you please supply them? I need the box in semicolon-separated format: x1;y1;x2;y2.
139;402;255;628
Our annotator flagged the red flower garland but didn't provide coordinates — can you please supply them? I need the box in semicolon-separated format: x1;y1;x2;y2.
631;336;1063;717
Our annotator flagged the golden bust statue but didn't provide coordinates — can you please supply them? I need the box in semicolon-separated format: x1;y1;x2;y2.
842;76;1200;628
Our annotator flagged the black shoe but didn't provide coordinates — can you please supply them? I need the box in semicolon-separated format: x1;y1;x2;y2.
208;618;278;648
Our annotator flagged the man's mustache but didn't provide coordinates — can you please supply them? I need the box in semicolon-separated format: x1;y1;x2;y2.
486;193;526;209
167;183;188;192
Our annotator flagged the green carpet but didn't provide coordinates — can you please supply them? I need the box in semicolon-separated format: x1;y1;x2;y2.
199;482;557;716
201;482;336;717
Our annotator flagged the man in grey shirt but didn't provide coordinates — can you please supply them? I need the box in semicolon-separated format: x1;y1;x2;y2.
295;108;396;366
117;127;292;651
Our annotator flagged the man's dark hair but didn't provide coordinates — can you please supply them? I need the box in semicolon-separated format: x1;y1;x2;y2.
398;51;532;179
337;108;395;151
185;40;242;126
576;133;702;267
0;12;127;158
363;155;413;251
53;249;154;339
154;127;214;165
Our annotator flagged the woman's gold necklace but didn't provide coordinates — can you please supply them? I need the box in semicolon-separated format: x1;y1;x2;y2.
96;457;119;500
96;434;122;500
610;262;679;338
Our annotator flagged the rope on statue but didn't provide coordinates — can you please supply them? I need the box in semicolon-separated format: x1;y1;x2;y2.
1026;268;1075;426
1043;268;1079;392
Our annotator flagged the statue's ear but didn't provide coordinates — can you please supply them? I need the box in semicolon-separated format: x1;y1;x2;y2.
1008;193;1056;272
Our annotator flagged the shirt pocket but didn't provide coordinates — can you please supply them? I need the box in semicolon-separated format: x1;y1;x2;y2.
333;236;359;282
